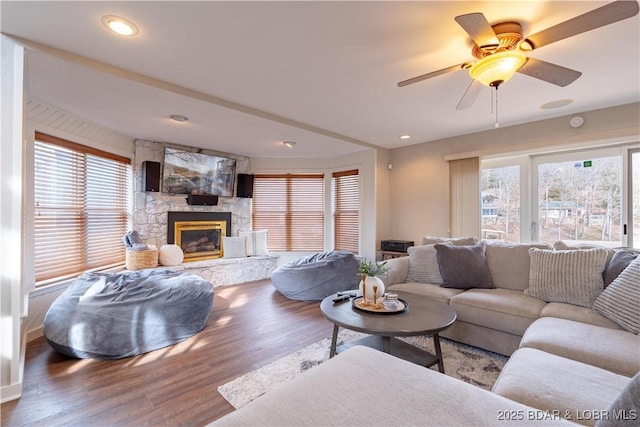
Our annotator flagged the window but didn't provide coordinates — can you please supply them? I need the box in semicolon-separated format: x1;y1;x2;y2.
481;144;637;246
481;165;520;242
252;174;324;251
533;149;623;246
34;132;131;285
332;169;359;253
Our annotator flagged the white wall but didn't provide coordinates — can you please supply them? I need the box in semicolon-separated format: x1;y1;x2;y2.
388;103;640;245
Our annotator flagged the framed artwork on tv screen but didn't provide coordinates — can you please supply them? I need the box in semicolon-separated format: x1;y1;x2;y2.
162;147;236;196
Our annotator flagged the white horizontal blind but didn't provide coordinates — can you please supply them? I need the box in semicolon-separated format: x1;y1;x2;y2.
253;174;324;251
34;132;131;284
333;169;359;253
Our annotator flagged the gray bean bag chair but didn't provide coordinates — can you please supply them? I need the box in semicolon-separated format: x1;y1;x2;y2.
271;250;360;301
44;269;214;359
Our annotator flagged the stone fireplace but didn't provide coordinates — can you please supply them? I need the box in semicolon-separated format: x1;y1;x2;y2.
131;140;278;287
167;211;232;262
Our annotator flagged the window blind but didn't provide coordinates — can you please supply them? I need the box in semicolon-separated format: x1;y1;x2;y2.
449;157;480;238
252;174;324;252
34;132;131;284
332;169;359;253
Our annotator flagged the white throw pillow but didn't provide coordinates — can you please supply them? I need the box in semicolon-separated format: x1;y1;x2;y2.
593;257;640;334
223;236;247;259
405;244;445;284
239;230;269;256
159;244;184;266
525;248;608;308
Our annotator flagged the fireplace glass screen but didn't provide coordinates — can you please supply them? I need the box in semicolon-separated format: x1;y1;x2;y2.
175;221;227;262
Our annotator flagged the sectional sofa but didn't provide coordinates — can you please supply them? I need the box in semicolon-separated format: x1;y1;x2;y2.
212;239;639;426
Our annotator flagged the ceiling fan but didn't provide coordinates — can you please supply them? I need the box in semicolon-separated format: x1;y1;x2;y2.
398;0;640;111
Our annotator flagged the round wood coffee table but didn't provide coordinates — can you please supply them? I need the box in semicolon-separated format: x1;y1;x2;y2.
320;290;457;373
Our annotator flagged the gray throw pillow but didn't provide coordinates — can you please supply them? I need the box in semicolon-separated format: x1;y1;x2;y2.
435;243;494;289
604;250;639;287
593;256;640;334
595;372;640;427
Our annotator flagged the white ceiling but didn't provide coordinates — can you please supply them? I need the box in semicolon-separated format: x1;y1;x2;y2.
2;1;639;158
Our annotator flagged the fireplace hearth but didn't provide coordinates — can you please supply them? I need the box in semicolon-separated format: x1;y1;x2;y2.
167;212;232;262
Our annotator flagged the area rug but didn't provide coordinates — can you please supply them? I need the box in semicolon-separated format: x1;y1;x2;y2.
218;330;508;409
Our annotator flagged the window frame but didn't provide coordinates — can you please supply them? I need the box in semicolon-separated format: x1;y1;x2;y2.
481;143;637;246
252;173;325;252
33;132;131;286
332;169;360;254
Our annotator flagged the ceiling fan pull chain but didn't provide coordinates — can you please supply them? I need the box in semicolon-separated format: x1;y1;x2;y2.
494;86;500;128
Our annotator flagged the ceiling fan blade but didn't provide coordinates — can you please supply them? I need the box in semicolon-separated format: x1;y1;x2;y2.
517;57;582;87
397;63;466;87
454;13;500;49
456;79;483;110
525;0;640;50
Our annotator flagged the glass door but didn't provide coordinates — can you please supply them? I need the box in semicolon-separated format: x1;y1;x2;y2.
532;148;623;247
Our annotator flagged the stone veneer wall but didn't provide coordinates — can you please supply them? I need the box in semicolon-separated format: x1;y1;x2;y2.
132;139;252;247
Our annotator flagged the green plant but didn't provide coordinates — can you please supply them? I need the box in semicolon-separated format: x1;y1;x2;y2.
358;258;389;277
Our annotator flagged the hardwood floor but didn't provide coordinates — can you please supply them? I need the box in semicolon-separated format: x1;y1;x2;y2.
1;280;334;426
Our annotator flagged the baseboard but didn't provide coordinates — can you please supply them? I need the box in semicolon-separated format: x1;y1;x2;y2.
0;325;27;403
27;326;43;342
0;382;23;403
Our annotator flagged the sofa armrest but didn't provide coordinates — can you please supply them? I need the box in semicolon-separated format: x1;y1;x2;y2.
381;256;409;288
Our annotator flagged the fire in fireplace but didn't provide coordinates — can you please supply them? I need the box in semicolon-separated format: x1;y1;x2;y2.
167;212;232;262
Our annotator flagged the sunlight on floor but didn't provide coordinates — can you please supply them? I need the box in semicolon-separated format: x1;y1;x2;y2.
229;294;249;309
63;358;95;374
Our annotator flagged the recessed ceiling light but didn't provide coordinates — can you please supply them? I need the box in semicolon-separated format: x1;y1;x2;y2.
540;99;574;110
101;15;139;36
169;114;188;122
283;141;296;148
400;135;411;140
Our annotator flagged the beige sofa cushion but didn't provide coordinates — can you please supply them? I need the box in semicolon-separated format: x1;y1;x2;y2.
212;346;574;426
540;303;623;330
485;242;552;291
493;348;631;427
526;247;608;308
520;317;640;377
422;235;477;246
388;282;464;303
450;289;546;336
380;255;409;288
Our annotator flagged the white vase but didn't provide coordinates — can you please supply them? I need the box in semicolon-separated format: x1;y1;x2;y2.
359;275;385;302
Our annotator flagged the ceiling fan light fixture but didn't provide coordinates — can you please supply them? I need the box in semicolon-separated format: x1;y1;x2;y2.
469;51;527;87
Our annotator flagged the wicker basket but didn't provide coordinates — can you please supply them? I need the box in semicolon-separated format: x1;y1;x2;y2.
126;247;158;270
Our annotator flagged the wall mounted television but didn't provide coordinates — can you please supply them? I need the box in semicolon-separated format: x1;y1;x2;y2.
162;147;237;196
